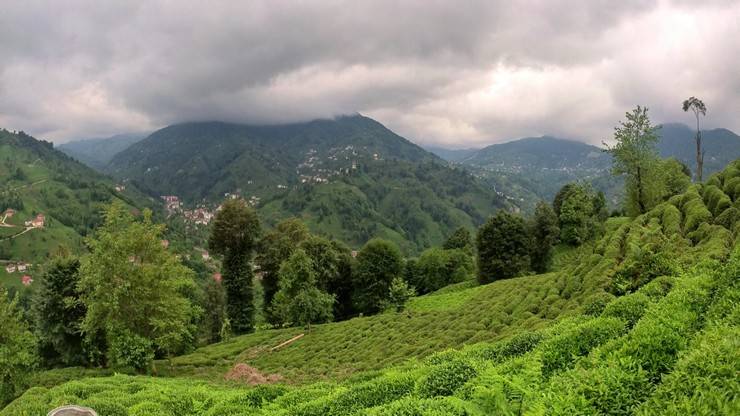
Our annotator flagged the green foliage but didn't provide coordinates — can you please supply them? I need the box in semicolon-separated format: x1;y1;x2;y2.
79;202;199;369
209;199;261;334
417;358;477;398
636;325;740;415
273;249;335;329
202;279;227;343
601;292;651;328
529;201;560;272
661;158;691;198
409;247;474;294
0;289;36;406
387;277;415;312
476;211;530;283
107;328;154;372
540;317;626;379
353;239;404;314
255;218;310;323
605;106;664;215
443;227;473;253
582;291;616;316
32;255;87;367
557;183;598;245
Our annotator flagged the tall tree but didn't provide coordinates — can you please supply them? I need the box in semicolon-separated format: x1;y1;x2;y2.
209;199;261;334
255;218;308;323
352;238;404;314
476;211;530;283
682;96;707;182
443;227;473;253
272;249;334;331
529;201;560;273
33;255;87;367
558;184;596;245
605;106;663;216
0;289;36;406
79;202;199;370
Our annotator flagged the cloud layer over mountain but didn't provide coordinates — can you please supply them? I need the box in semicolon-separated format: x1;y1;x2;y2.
1;1;738;145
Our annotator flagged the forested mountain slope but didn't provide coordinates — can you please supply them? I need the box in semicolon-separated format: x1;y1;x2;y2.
107;116;508;252
0;129;154;292
6;159;737;415
57;133;147;170
445;125;740;212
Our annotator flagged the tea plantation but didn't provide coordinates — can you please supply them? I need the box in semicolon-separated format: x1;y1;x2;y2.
4;160;739;415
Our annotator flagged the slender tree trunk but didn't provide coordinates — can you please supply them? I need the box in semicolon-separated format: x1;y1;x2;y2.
695;113;703;182
636;166;646;213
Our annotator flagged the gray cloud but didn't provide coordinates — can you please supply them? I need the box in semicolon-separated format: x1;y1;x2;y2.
0;0;737;146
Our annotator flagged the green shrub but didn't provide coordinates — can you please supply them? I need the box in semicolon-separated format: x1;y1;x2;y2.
617;276;713;381
542;355;650;415
108;329;154;372
417;359;477;398
635;324;740;416
660;204;682;235
295;373;415;415
469;331;545;363
582;292;616;316
540;317;626;379
682;192;712;233
364;396;469;416
602;292;651;328
714;207;739;230
636;276;674;300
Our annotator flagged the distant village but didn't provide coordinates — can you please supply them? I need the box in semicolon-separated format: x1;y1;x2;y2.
1;208;46;287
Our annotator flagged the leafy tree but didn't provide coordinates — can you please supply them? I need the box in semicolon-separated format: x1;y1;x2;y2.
410;247;474;294
353;238;404;314
209;199;261;334
662;158;691;198
605;106;663;216
255;218;309;323
476;211;530;283
32;255;87;367
553;183;578;218
682;96;707;181
79;202;198;370
0;289;36;406
387;277;415;312
202;279;227;343
558;184;595;245
443;227;473;253
529;201;560;273
299;236;356;319
272;249;334;331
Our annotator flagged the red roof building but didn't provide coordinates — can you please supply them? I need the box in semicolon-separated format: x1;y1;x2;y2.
21;275;33;286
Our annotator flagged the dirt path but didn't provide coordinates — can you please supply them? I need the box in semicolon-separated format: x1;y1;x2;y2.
9;178;48;191
0;226;35;241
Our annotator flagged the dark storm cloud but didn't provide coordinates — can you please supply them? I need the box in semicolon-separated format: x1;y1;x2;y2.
0;0;737;145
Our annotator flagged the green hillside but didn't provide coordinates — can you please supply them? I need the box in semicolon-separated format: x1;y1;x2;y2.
57;133;147;170
6;159;737;415
107;116;508;252
0;129;155;293
448;126;740;212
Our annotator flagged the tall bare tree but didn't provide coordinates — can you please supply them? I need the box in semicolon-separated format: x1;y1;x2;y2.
682;96;707;182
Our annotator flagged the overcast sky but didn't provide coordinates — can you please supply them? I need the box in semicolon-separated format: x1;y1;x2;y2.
1;1;738;146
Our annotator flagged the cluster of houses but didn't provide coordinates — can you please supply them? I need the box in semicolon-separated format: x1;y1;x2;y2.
24;213;45;228
4;262;33;286
4;262;30;273
161;195;182;215
1;209;46;229
1;208;16;222
182;208;214;225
